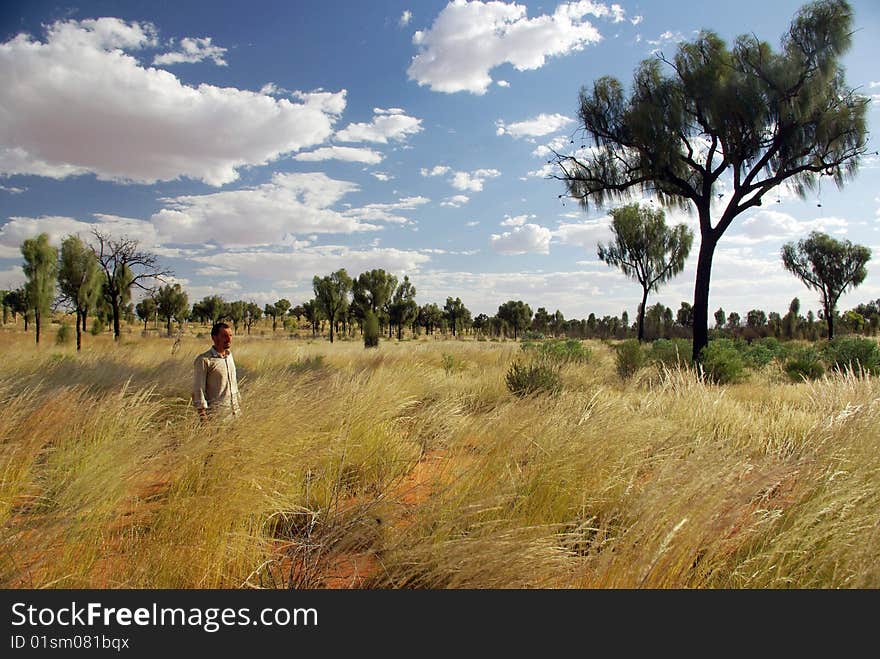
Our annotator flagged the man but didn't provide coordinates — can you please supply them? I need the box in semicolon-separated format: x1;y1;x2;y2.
192;322;241;420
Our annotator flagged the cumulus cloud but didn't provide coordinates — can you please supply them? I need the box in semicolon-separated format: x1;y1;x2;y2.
532;136;571;158
441;195;470;207
730;210;849;244
421;165;451;177
0;18;345;186
451;168;500;192
500;214;532;227
190;245;431;282
0;184;25;194
490;223;552;254
553;216;612;250
371;172;394;181
0;213;161;253
153;36;227;66
335;108;422;143
648;30;686;49
400;10;413;27
496;113;574;138
496;80;510;87
150;172;381;247
294;146;384;164
407;0;605;94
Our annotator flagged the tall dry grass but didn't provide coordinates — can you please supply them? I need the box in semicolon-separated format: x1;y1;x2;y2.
1;328;878;588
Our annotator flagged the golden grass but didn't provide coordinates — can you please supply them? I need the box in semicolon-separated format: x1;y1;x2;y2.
1;327;878;588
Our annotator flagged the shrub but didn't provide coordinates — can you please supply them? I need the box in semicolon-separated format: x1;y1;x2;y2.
822;337;880;375
700;339;745;384
615;339;646;379
784;347;825;381
441;352;464;376
649;338;692;369
56;323;73;345
741;337;789;369
505;359;562;397
522;330;545;340
90;318;104;336
363;311;379;349
538;339;592;363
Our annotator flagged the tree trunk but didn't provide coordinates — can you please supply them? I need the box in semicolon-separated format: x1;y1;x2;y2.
35;310;41;344
825;301;835;341
397;324;402;341
692;235;718;363
638;287;649;343
76;309;82;351
111;295;121;340
329;313;335;343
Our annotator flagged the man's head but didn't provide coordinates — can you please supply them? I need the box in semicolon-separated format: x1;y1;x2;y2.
211;322;233;354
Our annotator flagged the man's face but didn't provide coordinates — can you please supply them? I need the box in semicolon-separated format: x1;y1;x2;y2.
212;327;233;353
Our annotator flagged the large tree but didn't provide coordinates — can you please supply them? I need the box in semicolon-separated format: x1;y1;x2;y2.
597;204;693;342
136;296;158;331
313;269;352;343
443;297;469;337
91;229;170;340
388;275;418;340
21;233;58;345
156;283;190;337
58;234;103;350
497;300;533;340
781;231;870;340
554;0;867;362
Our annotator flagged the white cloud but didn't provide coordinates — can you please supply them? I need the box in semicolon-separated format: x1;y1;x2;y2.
496;113;574;138
648;30;686;48
371;172;394;181
501;214;533;227
730;210;849;244
153;36;227;66
400;10;413;27
527;163;557;178
451;168;500;192
150;172;380;247
346;196;430;225
294;146;384;164
466;221;480;227
0;266;24;289
0;184;25;194
0;214;161;253
630;15;643;26
490;223;552;254
553;216;612;249
408;1;604;95
496;80;510;87
610;4;626;23
191;245;431;282
421;165;451;177
335;108;422;143
0;19;345;186
532;136;571;158
441;195;470;207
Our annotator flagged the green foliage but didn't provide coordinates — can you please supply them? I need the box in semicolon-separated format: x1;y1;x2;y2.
441;352;465;376
90;318;105;336
781;232;871;340
55;322;73;345
505;359;562;397
615;339;646;379
784;347;825;381
313;269;353;343
741;337;790;368
363;310;379;348
522;330;545;340
540;339;592;363
497;300;532;339
649;338;692;368
700;340;746;384
821;337;880;375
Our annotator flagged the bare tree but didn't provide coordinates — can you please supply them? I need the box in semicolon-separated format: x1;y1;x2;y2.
90;229;171;340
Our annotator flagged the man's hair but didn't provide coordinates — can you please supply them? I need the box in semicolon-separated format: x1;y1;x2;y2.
211;322;231;337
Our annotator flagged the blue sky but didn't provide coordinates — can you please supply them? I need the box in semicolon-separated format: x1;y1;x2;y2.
1;0;878;321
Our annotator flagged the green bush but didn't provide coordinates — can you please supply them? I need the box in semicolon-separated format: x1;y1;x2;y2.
742;337;789;368
505;359;562;397
822;337;880;375
538;338;592;363
441;352;464;375
90;318;105;336
649;338;692;369
615;339;646;379
784;347;825;381
363;311;379;349
700;339;745;384
55;323;73;345
522;330;545;341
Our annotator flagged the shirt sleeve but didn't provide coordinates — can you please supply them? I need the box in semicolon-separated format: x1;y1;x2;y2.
192;355;208;409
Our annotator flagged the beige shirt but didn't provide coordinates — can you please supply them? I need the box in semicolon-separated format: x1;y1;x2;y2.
192;347;241;416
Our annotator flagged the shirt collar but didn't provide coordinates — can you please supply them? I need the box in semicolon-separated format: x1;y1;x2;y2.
210;347;230;358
